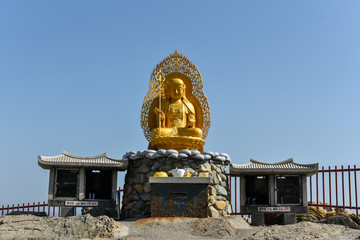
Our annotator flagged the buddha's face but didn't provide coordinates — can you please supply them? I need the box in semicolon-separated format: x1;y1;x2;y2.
168;78;185;100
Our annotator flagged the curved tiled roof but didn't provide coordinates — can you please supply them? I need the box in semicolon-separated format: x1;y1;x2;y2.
230;158;318;176
38;151;128;170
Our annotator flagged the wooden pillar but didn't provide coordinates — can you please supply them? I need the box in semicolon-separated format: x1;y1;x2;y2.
78;168;85;200
111;170;117;201
269;175;276;205
302;175;307;207
48;168;55;200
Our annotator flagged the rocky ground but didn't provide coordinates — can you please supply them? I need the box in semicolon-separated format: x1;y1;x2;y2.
1;214;360;240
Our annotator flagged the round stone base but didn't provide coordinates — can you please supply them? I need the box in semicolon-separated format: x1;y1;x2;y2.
148;137;205;152
120;149;231;219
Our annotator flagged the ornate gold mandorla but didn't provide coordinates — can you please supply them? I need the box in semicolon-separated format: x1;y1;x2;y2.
140;50;211;152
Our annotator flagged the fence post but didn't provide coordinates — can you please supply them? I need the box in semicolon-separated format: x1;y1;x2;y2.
335;166;338;209
1;205;4;216
348;165;352;209
342;166;345;209
322;167;325;208
316;172;319;209
229;176;232;209
329;166;332;208
309;175;312;205
354;165;358;217
235;177;237;215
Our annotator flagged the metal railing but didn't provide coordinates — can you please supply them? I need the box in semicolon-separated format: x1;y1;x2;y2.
1;187;124;217
309;165;359;217
1;202;61;216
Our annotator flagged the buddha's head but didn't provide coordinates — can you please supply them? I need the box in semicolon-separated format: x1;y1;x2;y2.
167;78;186;100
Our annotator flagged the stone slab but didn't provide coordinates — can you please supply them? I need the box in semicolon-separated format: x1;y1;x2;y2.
149;177;210;184
150;181;209;217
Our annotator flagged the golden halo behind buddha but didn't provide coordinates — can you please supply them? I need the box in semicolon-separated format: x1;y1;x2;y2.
140;50;211;150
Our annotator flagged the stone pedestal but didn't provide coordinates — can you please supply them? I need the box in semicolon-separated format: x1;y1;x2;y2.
60;207;74;217
149;177;209;217
120;149;231;219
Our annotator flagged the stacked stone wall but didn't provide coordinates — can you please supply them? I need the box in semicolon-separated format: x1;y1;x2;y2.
121;149;232;219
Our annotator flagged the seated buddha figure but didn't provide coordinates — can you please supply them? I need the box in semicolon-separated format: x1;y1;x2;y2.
150;78;203;139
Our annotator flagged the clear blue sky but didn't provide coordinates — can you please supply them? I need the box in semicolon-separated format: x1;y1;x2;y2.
1;1;359;205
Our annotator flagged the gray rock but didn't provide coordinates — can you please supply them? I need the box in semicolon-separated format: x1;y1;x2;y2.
135;174;146;184
203;151;215;158
6;211;47;217
135;200;145;210
219;152;230;159
178;153;189;159
145;152;155;159
220;166;227;173
199;162;211;172
144;149;156;154
203;154;212;160
216;195;226;201
192;154;205;160
208;186;216;195
136;150;146;157
143;182;151;193
146;171;155;178
0;214;122;239
155;149;166;155
215;185;228;196
134;194;141;201
151;153;163;159
179;149;192;156
141;193;151;201
151;162;160;171
214;156;225;161
165;149;178;156
219;173;227;181
210;172;220;185
129;154;143;160
168;152;178;159
173;163;183;168
184;167;195;173
325;215;358;229
208;206;220;217
160;164;173;172
138;164;151;173
225;205;232;214
191;150;201;156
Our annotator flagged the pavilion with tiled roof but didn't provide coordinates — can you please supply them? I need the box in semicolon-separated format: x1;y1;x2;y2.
38;151;128;217
230;158;318;176
38;151;128;170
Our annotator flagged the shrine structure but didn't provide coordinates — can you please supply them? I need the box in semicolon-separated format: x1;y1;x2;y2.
121;50;232;218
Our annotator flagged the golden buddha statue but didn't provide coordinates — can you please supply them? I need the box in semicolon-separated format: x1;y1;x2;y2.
151;78;203;139
140;50;211;151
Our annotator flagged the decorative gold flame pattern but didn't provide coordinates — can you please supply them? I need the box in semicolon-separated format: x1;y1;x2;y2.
141;50;211;142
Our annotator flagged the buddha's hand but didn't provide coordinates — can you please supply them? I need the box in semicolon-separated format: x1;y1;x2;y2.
187;120;195;128
154;107;165;121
